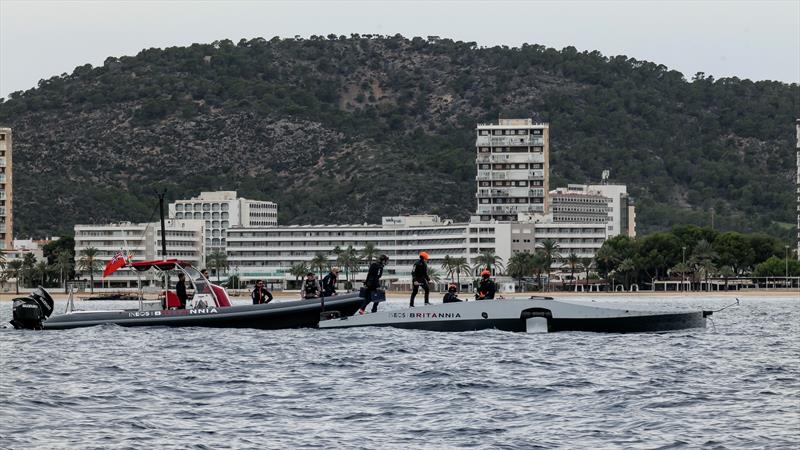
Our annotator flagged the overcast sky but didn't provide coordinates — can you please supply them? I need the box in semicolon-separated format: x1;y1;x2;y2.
1;0;798;98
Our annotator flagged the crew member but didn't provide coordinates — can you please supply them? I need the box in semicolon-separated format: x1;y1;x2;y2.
302;273;320;299
200;268;210;280
476;270;496;300
409;251;431;307
176;273;188;309
361;254;388;314
443;283;462;303
251;279;273;305
322;267;340;297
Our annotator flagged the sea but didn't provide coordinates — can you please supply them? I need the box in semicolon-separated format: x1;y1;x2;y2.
0;295;798;449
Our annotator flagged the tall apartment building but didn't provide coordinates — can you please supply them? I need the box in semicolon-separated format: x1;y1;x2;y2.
226;215;513;287
74;219;205;288
476;119;549;221
0;127;12;249
169;191;277;253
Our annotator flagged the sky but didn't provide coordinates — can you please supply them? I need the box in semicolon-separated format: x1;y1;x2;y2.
1;0;798;98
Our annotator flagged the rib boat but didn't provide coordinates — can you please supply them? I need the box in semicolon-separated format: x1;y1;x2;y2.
10;260;364;330
318;297;712;333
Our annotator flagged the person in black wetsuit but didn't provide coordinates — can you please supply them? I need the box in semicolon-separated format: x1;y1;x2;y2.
321;267;339;296
409;251;431;307
176;273;188;309
360;254;388;314
443;283;462;303
476;270;496;300
251;279;273;305
302;273;319;299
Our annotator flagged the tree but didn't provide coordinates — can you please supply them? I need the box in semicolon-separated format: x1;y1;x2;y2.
5;260;22;294
537;239;562;290
690;239;718;290
336;245;361;284
507;252;534;292
453;257;471;291
55;251;74;292
360;242;379;264
207;250;228;283
473;251;504;275
441;255;458;282
753;256;800;277
77;247;99;293
580;257;594;289
617;257;636;290
565;252;580;291
289;262;309;281
713;232;754;275
34;261;50;287
531;251;547;291
310;252;329;279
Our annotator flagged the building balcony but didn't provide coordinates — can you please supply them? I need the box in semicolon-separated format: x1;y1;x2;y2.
476;136;545;147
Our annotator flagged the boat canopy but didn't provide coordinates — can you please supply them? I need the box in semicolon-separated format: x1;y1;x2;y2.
129;259;192;272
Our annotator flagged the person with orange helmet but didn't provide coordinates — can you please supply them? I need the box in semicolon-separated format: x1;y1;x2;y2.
443;283;462;303
476;269;496;300
409;251;431;307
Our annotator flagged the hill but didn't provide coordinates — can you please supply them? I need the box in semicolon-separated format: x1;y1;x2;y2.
0;35;798;238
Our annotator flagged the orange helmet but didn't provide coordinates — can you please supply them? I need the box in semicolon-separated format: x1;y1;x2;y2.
481;269;491;277
419;251;430;260
448;283;457;292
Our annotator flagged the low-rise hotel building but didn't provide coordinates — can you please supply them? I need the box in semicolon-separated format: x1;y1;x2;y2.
226;215;512;288
74;219;205;288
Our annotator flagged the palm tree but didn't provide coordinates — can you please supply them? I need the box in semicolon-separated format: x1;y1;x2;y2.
427;266;442;284
55;251;74;292
507;252;534;292
580;257;594;290
473;251;504;275
21;253;37;289
207;250;228;283
690;239;718;291
718;265;735;291
617;258;636;290
289;262;309;287
35;261;50;287
565;252;580;291
6;260;22;294
453;257;471;291
670;262;691;290
531;251;547;291
77;247;99;293
336;245;361;284
360;242;379;264
310;252;330;280
537;239;562;291
595;246;618;282
441;255;457;282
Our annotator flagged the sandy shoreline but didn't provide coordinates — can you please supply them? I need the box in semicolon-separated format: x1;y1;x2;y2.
0;288;796;302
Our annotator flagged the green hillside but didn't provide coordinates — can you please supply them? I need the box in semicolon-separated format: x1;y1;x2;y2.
0;35;797;238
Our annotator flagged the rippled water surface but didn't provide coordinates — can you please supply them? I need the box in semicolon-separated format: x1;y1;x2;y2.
1;296;798;449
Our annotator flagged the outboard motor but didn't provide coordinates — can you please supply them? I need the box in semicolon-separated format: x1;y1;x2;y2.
10;286;55;330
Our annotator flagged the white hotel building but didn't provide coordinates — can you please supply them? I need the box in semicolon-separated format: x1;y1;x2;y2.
226;215;511;288
74;219;205;288
169;191;277;253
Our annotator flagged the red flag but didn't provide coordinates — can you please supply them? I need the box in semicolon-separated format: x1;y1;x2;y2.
103;251;127;278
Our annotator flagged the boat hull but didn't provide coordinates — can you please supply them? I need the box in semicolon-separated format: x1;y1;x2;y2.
42;293;364;330
318;298;710;333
